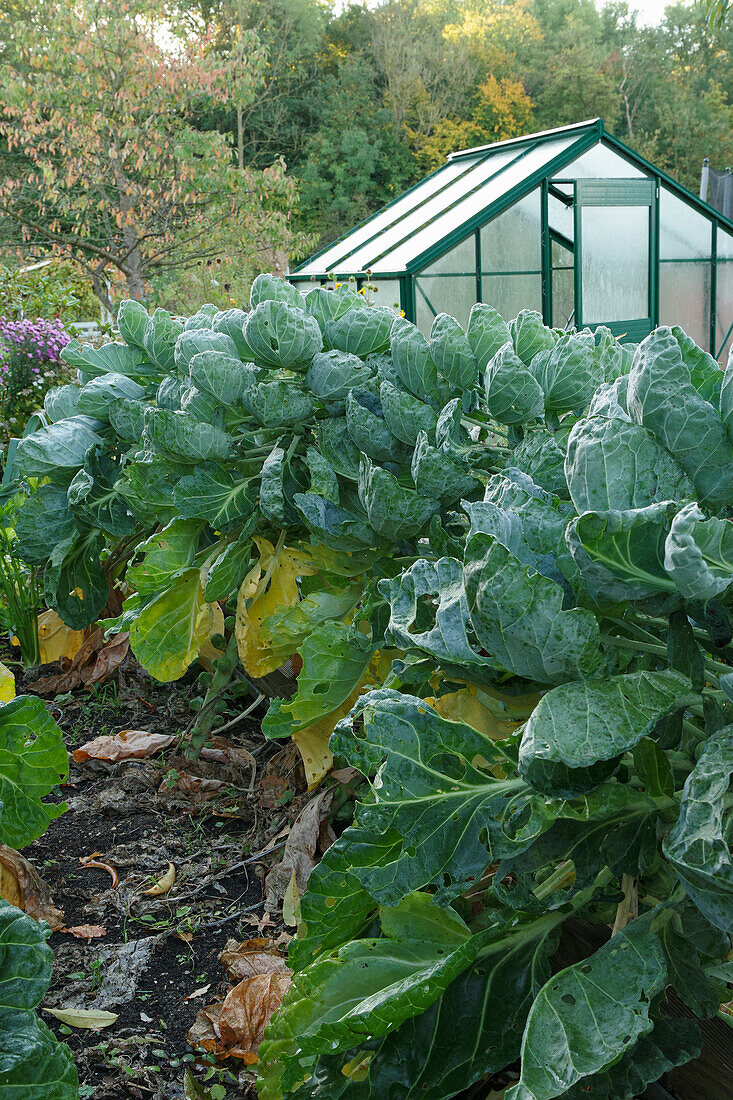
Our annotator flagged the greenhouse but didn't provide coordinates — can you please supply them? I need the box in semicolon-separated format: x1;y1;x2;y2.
291;117;733;358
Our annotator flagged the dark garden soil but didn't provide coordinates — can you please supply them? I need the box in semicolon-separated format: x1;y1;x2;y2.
6;645;710;1100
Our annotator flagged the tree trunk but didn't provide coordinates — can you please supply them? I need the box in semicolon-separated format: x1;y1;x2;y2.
91;262;113;318
237;104;244;172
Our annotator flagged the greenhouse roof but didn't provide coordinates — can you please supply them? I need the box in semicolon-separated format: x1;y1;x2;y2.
292;118;733;280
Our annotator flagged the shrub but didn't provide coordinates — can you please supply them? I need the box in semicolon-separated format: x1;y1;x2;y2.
0;316;74;442
8;283;733;1099
0;261;100;324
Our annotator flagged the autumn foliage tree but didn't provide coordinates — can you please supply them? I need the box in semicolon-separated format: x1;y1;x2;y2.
0;0;306;309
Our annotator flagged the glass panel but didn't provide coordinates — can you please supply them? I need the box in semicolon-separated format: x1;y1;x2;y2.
548;192;573;242
415;275;476;333
565;143;648;180
716;262;733;362
379;133;581;273
581;205;649;324
660;188;712;260
660;262;711;349
422;235;476;276
365;278;401;312
480;191;540;273
551;239;574;329
481;274;542;321
717;228;733;260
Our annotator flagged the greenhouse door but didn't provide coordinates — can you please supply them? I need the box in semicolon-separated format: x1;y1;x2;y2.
572;178;655;342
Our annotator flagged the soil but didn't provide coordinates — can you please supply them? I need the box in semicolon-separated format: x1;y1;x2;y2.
11;647;311;1100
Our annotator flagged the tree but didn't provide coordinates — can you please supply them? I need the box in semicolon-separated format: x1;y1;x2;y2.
0;0;307;308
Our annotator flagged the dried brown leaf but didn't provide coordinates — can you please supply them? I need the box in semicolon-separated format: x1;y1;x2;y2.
219;938;290;982
60;924;107;940
218;972;292;1058
73;729;176;763
265;789;334;912
0;845;64;928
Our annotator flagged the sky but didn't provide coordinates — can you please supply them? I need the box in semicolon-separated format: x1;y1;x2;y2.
625;0;687;24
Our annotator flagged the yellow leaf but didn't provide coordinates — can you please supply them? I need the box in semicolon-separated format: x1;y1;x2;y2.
235;537;316;678
429;683;537;742
292;678;365;789
281;869;301;929
36;609;85;664
142;862;176;896
0;662;15;703
45;1008;118;1030
196;602;226;672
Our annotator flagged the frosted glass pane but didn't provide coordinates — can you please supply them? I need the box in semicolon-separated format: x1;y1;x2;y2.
366;279;401;312
480;191;541;273
549;193;573;242
481;274;542;321
551;238;574;328
716;262;733;361
581;205;649;324
660;262;711;349
422;235;476;275
717;230;733;260
380;134;580;273
660;188;712;260
415;275;476;333
565;143;647;180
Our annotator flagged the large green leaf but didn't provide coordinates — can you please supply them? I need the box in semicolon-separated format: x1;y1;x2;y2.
466;303;510;369
380;557;495;674
244;300;323;369
143;308;183;371
294;492;385;552
346;392;407;465
116;299;149;350
76;372;146;420
325;306;394;357
129;566;216;682
0;900;52;1010
358;460;439;540
531;331;601;413
508;310;555;366
14;486;76;565
664;502;733;601
174;464;258;528
127;519;203;599
306;351;374;414
411;432;478;505
305;285;365;335
61;339;148;378
44;384;81;423
143;406;231;462
328;690;546;904
241;379;315;428
379;381;437;445
67;447;135;537
261;586;362;665
518;670;698;795
511;430;568;497
250;272;303;309
203;531;254;602
429;313;477;390
188;351;257;406
464;533;609;684
212;307;253;360
507;917;669;1100
0;697;68;848
484;343;545;425
174;327;239;370
116;456;186;524
565;503;679;602
565;416;693;513
390;317;454;410
314;418;362;480
108;396;147;442
263;620;374;738
626;327;733;509
0;1009;79;1099
43;530;108;629
663;727;733;932
15;418;104;480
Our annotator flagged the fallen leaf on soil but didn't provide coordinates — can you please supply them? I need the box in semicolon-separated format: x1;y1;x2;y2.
219;972;291;1055
264;788;334;913
185;984;211;1001
73;728;176;763
281;870;301;929
199;736;257;771
79;853;119;888
219;938;291;982
142;861;176;896
28;629;130;695
45;1007;118;1030
36;609;85;664
0;845;64;928
173;773;226;800
60;924;107;940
